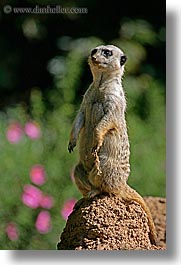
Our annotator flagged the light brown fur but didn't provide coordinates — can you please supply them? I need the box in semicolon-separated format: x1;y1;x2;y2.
68;45;157;245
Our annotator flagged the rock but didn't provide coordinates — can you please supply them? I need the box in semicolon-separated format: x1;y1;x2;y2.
57;194;166;250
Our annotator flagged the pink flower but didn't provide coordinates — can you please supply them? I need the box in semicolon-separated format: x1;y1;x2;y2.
22;184;42;209
35;211;51;234
6;222;19;241
6;122;23;144
24;121;41;139
40;194;54;209
30;165;46;186
61;198;77;220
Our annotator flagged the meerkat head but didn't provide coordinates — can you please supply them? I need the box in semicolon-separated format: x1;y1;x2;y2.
88;45;127;77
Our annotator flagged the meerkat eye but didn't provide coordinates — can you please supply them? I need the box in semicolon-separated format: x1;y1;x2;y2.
120;55;127;66
91;49;98;57
102;49;113;58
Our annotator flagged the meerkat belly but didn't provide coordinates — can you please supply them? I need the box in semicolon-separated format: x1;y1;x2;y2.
99;131;128;162
99;130;130;183
79;102;104;170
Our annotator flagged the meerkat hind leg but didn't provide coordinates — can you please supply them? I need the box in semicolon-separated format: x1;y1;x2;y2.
74;162;93;197
87;188;103;198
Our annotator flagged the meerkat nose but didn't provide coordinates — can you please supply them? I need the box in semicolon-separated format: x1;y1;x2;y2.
91;56;97;62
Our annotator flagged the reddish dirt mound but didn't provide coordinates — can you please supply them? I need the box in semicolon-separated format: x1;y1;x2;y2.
144;197;166;247
57;194;166;250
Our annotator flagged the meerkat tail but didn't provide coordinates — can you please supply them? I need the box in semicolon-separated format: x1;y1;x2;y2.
119;183;158;245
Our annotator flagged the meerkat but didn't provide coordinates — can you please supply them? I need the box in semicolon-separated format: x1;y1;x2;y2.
68;45;157;245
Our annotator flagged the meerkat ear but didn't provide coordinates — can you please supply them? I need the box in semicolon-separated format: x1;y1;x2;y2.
120;55;127;66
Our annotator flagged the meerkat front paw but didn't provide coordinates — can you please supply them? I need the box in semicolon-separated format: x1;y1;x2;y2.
91;145;98;156
91;142;103;156
68;141;76;153
92;133;103;155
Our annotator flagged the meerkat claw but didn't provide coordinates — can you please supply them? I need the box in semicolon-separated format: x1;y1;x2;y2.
68;142;75;153
91;146;97;156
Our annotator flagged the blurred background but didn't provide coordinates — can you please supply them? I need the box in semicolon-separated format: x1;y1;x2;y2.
0;0;165;249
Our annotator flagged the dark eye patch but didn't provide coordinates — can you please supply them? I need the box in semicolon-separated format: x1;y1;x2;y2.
120;55;127;66
91;49;98;57
102;49;113;57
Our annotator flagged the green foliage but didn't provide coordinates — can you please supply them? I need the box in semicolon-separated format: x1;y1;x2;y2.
0;19;165;249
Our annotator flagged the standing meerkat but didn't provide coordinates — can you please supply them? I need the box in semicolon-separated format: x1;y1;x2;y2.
68;44;157;245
